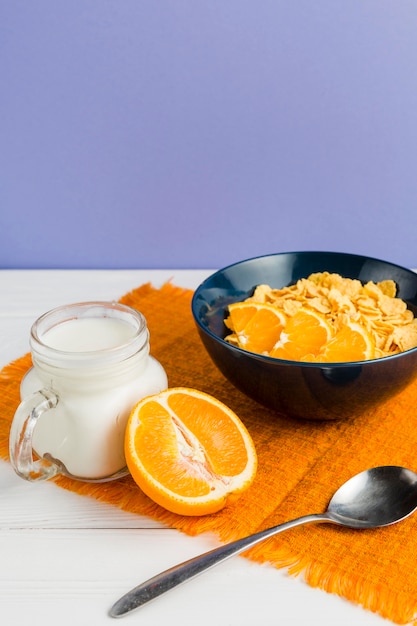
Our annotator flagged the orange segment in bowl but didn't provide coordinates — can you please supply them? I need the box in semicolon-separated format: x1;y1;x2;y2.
270;308;333;361
125;388;258;516
225;301;287;354
311;320;376;363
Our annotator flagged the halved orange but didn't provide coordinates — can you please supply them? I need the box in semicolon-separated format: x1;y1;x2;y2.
125;388;258;516
312;320;375;363
270;308;333;361
225;301;287;354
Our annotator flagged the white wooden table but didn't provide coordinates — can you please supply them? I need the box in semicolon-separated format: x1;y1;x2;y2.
0;270;387;625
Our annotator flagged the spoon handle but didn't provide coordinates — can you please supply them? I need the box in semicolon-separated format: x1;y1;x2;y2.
109;512;330;618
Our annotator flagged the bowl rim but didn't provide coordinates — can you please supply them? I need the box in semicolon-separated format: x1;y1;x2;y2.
191;250;417;368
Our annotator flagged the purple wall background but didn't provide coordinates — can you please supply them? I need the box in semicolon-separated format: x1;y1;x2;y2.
1;1;417;270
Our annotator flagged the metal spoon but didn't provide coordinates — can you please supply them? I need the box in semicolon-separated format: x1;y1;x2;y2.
109;465;417;618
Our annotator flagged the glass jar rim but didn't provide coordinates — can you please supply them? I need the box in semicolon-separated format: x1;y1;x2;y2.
30;301;149;368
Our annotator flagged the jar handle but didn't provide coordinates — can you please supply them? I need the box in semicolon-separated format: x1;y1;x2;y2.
9;389;60;481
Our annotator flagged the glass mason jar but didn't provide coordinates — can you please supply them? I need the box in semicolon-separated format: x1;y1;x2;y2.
9;301;168;482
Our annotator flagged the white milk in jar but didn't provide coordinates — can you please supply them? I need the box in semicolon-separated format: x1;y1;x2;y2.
13;302;168;482
43;317;136;351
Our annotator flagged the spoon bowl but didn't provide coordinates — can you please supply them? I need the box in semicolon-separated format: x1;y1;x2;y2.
110;465;417;618
327;466;417;528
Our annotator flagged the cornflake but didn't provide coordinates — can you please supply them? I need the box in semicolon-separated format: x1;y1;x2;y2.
244;272;417;360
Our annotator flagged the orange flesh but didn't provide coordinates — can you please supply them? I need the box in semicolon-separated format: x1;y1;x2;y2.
128;391;255;504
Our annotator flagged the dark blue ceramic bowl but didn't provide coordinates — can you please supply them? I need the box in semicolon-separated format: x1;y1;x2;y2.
191;251;417;420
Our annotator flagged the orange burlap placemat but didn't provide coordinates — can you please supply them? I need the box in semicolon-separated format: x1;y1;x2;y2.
2;282;417;624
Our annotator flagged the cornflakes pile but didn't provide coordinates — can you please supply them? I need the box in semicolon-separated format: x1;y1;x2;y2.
245;272;417;359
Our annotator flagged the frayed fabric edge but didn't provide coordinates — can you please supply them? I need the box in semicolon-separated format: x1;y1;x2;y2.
245;543;417;625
